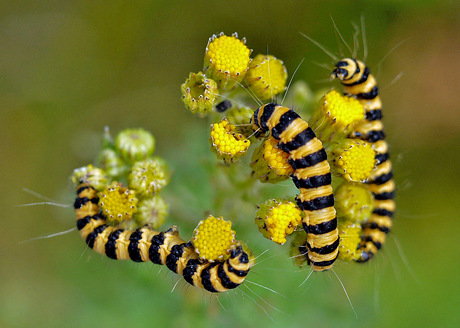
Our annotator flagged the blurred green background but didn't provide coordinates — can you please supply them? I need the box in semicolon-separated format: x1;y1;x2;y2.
1;1;459;327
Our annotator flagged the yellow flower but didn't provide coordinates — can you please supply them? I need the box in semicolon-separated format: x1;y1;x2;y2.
310;90;365;141
251;136;294;183
337;221;362;262
210;118;250;163
244;54;287;100
204;33;251;89
192;215;237;262
330;139;376;182
255;199;302;245
98;182;138;224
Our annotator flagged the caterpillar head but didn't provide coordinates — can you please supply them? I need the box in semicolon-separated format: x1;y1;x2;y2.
251;103;278;138
230;242;255;269
331;58;365;83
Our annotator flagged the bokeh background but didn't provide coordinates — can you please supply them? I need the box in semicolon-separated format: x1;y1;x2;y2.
1;1;459;327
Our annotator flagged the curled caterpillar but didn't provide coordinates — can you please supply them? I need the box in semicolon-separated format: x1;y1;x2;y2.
252;103;339;271
331;58;395;262
74;183;253;292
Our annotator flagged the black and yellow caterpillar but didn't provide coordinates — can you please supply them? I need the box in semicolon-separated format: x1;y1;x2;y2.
252;104;339;271
74;183;253;292
332;58;395;262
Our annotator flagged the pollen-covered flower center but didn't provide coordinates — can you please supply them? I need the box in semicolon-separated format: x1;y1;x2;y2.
323;90;365;127
98;182;138;223
206;34;251;76
263;137;293;176
210;118;250;162
337;221;362;262
333;140;376;182
192;215;237;262
256;199;302;245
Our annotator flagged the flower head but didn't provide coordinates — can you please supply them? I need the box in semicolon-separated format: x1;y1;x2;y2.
98;182;138;224
204;33;251;89
337;221;362;262
98;148;128;178
71;165;109;191
115;128;155;163
225;106;254;136
330;139;376;182
134;194;168;229
128;157;170;196
255;199;302;245
251;136;294;183
192;215;237;262
210;118;250;163
244;54;287;100
334;182;374;224
181;72;218;117
310;90;365;141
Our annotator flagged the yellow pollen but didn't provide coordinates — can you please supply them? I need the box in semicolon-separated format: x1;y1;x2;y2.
263;136;294;176
204;33;251;89
323;90;365;127
98;182;138;223
192;215;237;262
210;118;250;162
255;199;302;245
338;221;362;262
333;139;376;182
244;54;288;100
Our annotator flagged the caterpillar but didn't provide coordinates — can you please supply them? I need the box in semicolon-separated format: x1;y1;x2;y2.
331;58;395;262
252;103;339;271
74;182;253;292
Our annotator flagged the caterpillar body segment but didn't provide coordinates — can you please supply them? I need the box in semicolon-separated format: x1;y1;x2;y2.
332;58;395;262
74;183;252;292
252;103;339;271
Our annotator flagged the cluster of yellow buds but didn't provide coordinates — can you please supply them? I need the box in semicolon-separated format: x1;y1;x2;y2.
181;32;289;164
72;128;170;229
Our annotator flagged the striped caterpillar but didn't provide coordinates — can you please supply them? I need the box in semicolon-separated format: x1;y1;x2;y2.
332;58;395;262
74;182;253;292
252;104;339;271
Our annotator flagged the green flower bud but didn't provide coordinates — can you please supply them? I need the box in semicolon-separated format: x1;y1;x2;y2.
71;165;109;191
128;157;170;196
115;128;155;163
181;72;218;117
98;148;129;178
134;194;169;229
